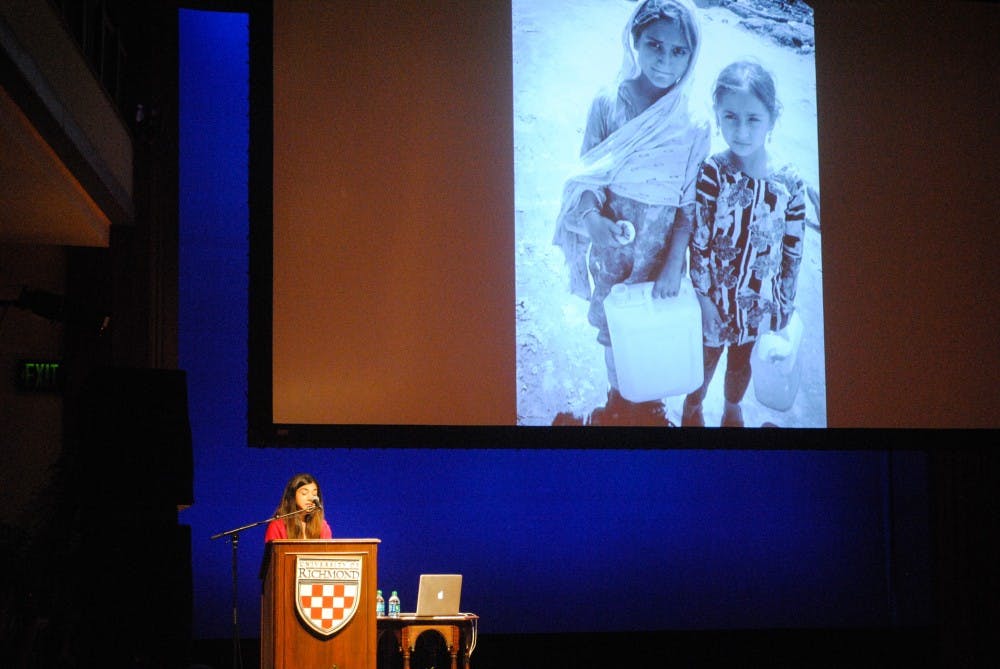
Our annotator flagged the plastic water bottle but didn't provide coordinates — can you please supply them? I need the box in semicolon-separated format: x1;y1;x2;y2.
388;590;401;617
376;589;385;617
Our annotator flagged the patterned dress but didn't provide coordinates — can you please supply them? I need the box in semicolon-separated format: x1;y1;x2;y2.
689;153;806;347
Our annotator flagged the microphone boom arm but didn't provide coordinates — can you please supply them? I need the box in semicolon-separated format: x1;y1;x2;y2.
209;504;317;669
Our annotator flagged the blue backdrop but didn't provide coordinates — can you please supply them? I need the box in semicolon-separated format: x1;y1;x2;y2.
177;9;932;641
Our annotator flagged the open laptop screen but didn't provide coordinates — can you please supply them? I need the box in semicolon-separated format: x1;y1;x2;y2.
415;574;463;617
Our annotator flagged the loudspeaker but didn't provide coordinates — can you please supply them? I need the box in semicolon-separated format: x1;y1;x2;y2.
64;368;195;667
74;366;193;507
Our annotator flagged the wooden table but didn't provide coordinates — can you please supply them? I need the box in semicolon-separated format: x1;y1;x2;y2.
377;613;478;669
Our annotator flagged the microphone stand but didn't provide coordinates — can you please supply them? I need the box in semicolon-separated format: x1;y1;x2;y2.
211;505;316;669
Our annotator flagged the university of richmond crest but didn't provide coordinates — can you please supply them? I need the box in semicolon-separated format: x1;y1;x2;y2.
294;554;363;636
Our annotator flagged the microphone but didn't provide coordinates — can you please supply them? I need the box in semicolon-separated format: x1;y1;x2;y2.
311;497;322;510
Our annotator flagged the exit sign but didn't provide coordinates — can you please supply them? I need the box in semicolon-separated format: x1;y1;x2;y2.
16;360;64;392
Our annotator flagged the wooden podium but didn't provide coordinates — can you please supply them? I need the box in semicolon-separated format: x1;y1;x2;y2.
261;539;380;669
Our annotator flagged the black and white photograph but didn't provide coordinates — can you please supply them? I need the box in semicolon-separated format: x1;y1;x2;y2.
514;0;827;428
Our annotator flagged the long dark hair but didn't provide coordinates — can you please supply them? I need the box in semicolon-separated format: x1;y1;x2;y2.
275;472;326;539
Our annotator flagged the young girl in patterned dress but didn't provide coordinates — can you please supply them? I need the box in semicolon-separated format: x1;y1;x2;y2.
682;60;806;427
553;0;710;426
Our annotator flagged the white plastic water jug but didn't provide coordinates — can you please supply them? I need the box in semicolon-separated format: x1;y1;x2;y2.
604;279;703;403
751;310;804;411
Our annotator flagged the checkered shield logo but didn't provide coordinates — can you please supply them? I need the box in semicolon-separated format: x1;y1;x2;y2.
294;554;362;636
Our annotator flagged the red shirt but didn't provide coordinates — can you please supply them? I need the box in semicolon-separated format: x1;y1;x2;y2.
264;518;333;542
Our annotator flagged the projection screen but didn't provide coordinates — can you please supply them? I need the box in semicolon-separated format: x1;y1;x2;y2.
251;0;825;446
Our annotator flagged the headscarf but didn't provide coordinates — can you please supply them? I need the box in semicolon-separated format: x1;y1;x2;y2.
553;0;705;299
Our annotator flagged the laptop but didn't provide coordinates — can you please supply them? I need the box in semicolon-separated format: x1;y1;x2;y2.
414;573;463;617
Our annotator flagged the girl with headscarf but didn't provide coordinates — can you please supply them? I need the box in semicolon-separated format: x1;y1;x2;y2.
553;0;710;425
